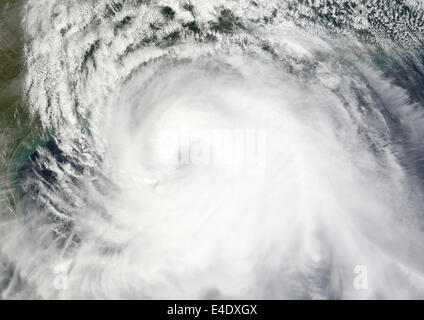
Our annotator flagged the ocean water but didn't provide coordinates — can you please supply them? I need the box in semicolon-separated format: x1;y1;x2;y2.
1;0;424;299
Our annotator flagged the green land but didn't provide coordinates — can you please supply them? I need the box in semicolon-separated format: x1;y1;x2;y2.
0;0;43;221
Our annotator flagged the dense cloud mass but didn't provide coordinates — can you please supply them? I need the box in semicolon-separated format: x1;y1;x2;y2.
1;0;424;299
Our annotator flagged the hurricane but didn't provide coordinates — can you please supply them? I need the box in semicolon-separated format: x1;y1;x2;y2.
1;0;424;299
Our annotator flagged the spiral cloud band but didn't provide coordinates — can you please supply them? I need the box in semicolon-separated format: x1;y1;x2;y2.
1;0;424;299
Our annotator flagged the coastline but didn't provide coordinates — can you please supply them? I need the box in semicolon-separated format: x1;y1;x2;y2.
0;0;44;221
